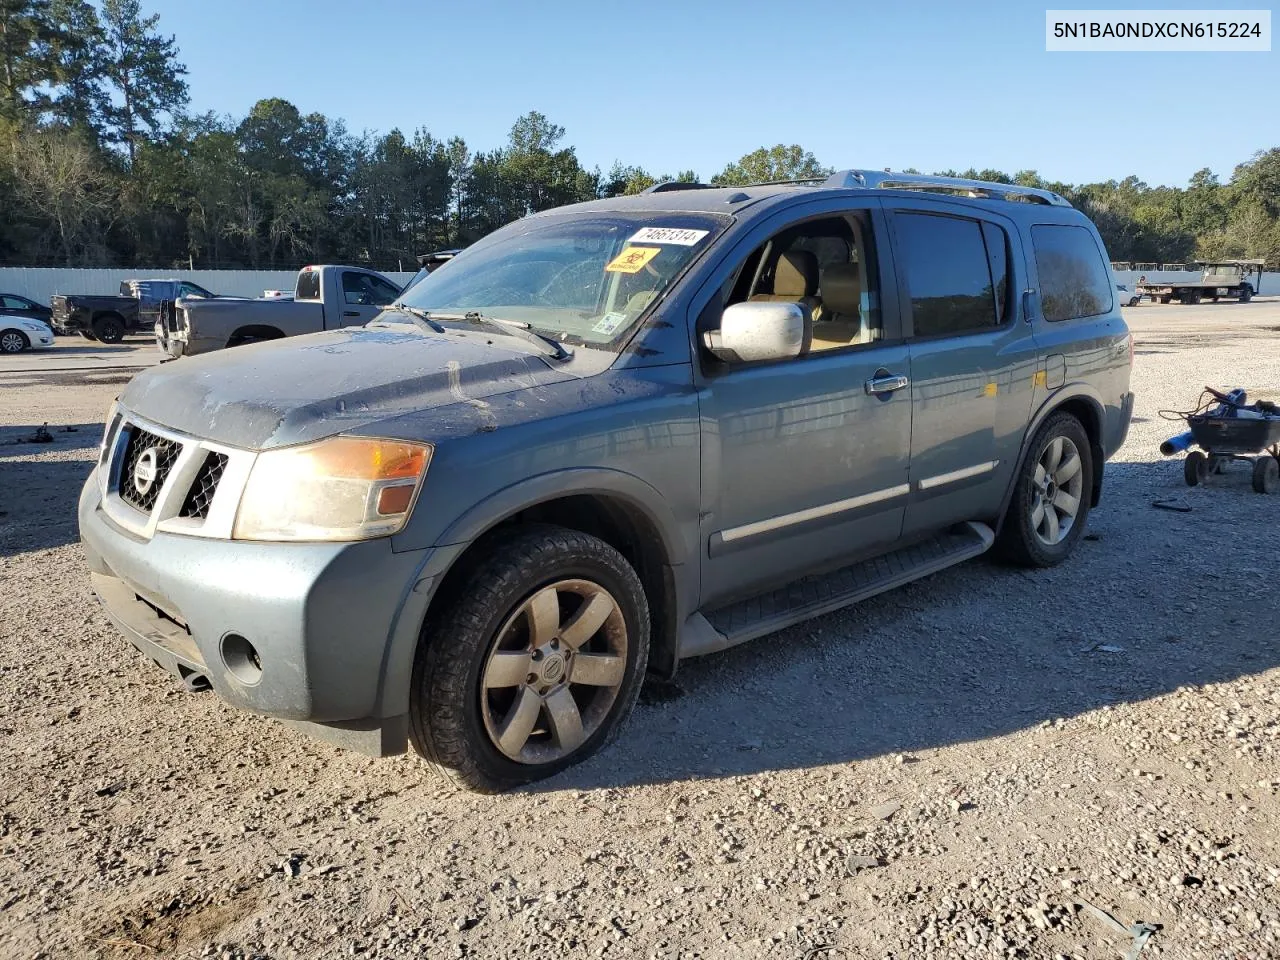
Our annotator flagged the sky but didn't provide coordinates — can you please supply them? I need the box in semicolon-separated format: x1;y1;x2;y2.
149;0;1277;188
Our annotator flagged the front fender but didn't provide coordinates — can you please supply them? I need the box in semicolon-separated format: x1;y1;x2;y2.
431;466;686;565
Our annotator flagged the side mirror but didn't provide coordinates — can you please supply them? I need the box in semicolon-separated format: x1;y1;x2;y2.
703;301;809;363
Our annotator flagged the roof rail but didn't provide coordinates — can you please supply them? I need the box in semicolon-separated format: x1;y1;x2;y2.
825;170;1072;207
640;181;718;194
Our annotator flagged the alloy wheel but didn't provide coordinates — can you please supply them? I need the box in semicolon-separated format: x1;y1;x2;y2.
1030;435;1084;546
479;579;628;764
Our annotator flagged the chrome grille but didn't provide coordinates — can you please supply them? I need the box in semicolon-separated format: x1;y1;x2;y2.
118;427;181;513
179;452;227;519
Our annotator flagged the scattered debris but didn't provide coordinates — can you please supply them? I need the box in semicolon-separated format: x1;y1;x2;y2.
845;855;882;874
1078;899;1161;960
869;801;901;821
1152;498;1193;512
1085;643;1126;654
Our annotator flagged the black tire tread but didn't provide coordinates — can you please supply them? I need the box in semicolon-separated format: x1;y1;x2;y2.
409;525;649;793
996;412;1093;568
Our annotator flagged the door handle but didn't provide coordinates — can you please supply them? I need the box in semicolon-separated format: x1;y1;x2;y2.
343;310;361;317
864;373;910;395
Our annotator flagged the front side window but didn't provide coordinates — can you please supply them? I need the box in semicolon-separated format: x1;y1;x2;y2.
400;213;728;347
1033;224;1114;322
180;283;213;298
719;213;882;356
895;213;1000;338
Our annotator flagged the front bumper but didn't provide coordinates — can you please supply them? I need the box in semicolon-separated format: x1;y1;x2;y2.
78;472;439;754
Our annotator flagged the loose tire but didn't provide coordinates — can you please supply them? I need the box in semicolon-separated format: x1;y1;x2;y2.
0;329;29;353
93;315;125;344
409;526;650;793
1253;457;1279;494
1184;451;1208;486
997;412;1093;568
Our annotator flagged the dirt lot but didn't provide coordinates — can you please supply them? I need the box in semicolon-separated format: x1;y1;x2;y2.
1;307;1278;960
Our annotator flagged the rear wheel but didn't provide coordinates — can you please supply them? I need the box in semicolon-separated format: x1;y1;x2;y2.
0;330;29;353
1183;291;1201;305
1253;457;1279;494
409;526;650;793
1184;451;1208;486
1240;287;1252;304
997;412;1092;568
92;314;125;344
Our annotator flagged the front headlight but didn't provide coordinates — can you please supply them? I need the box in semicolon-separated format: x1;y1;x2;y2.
21;320;47;331
233;436;433;542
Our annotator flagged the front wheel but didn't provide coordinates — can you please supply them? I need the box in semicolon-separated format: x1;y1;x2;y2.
1184;450;1208;486
0;330;29;353
997;412;1093;568
410;526;650;793
1253;457;1279;494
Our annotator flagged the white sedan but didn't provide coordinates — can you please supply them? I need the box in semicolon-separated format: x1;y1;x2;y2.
1116;283;1142;307
0;316;56;353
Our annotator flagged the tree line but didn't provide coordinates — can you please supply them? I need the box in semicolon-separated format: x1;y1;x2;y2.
2;1;1278;271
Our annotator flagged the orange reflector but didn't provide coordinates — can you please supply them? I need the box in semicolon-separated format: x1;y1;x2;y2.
377;484;415;516
308;437;430;481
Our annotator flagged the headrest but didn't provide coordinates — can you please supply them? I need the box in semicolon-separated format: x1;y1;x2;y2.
773;251;819;298
822;262;862;317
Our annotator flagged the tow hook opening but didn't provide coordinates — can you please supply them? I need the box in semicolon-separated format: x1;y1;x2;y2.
220;633;263;686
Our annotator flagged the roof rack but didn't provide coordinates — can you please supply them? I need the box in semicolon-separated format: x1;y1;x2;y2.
825;170;1072;207
641;181;719;194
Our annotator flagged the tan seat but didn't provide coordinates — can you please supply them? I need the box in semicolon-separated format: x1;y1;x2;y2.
749;251;822;321
811;262;863;348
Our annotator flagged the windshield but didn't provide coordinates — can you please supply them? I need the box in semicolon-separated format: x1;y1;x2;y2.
399;213;728;347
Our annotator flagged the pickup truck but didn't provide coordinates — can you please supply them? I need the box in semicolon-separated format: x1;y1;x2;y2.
157;265;401;359
52;279;218;343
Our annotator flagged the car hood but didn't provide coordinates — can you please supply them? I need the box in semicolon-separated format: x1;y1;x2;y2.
119;322;579;449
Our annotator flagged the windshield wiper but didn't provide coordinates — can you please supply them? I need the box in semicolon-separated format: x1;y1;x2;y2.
386;303;445;333
436;311;572;361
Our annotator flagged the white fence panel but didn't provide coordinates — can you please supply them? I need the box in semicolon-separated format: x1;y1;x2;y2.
0;268;418;306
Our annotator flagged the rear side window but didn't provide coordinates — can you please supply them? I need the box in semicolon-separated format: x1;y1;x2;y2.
296;270;321;301
895;213;1000;337
1032;224;1113;321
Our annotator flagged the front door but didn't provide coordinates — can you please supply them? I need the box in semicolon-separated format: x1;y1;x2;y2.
339;270;401;327
695;203;913;608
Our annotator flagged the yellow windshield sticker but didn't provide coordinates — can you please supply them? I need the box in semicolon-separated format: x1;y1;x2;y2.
605;247;661;274
983;381;998;397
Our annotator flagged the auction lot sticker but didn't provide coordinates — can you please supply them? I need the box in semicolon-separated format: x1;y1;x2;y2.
628;227;710;246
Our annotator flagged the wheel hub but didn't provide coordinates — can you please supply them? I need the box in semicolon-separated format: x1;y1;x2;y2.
479;579;628;765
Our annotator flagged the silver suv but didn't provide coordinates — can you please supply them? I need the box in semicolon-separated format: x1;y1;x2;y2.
79;171;1135;792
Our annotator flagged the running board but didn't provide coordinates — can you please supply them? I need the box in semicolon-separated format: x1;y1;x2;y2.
681;521;995;659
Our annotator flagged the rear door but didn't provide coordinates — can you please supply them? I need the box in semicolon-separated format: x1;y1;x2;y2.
885;199;1038;537
338;270;401;326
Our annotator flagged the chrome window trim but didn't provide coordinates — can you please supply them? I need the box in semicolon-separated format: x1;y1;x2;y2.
719;483;910;544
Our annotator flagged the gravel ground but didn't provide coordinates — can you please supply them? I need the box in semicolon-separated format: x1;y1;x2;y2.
1;305;1278;960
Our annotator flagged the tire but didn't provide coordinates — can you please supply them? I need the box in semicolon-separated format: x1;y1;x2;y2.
93;315;125;344
0;329;29;353
1240;288;1252;304
1128;297;1140;307
1184;451;1207;486
1183;291;1201;305
997;412;1093;568
1253;457;1279;494
409;526;650;793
